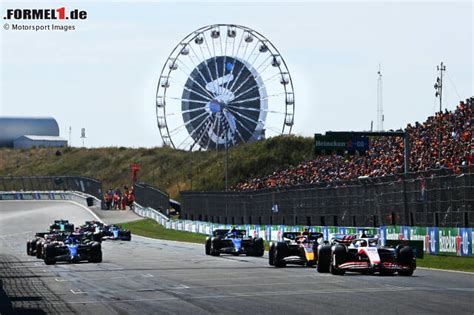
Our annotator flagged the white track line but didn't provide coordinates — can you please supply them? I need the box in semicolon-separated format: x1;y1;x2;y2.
417;267;474;275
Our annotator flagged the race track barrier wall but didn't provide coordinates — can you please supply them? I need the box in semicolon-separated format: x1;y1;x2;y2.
0;176;103;199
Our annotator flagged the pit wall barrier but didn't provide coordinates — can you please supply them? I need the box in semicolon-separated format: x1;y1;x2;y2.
132;205;473;257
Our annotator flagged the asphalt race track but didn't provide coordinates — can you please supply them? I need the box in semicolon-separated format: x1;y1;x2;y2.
1;201;473;314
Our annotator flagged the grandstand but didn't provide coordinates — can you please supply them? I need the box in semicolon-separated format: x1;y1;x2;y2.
233;98;473;191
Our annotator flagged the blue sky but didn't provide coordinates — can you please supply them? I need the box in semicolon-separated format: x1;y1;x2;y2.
1;1;472;147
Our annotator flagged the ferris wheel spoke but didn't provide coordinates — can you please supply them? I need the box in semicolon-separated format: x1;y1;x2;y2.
204;115;219;150
221;28;230;95
189;117;213;150
204;34;220;96
167;97;208;106
265;125;283;134
227;41;259;94
181;85;213;102
227;104;285;115
169;110;209;136
226;109;256;138
232;57;274;97
232;92;286;105
188;44;218;97
197;44;219;97
261;72;283;85
230;55;272;97
226;107;260;126
175;59;215;100
231;82;264;102
223;34;249;93
228;39;263;93
177;115;211;149
219;26;225;57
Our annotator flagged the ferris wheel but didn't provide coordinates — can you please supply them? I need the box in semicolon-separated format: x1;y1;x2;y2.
156;24;295;151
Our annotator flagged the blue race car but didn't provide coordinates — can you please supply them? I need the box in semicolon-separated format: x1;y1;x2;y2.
205;228;264;257
43;235;102;265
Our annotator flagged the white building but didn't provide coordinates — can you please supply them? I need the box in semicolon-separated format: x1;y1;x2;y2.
13;135;67;149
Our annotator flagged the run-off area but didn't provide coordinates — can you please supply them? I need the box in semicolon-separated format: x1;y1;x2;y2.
0;201;473;315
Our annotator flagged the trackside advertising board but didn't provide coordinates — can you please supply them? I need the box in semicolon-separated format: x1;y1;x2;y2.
154;218;473;258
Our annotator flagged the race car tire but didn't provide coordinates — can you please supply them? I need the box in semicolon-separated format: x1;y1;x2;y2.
28;239;38;256
253;238;265;257
269;243;275;266
89;251;103;263
210;239;220;256
274;243;288;268
205;238;211;255
43;245;56;265
26;241;31;255
121;231;132;241
317;245;331;273
92;233;102;242
398;246;415;276
36;242;44;259
89;243;103;263
330;245;346;275
329;260;345;275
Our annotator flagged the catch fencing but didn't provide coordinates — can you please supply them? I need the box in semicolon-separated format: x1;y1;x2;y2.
181;166;474;228
0;176;102;199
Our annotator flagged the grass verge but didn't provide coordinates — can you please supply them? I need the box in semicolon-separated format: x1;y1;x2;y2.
121;219;474;272
119;219;207;244
417;255;474;272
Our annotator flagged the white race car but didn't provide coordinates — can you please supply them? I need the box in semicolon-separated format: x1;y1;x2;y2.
318;235;416;276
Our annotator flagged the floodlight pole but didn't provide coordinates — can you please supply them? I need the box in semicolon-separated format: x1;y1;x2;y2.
404;133;410;175
225;132;228;191
434;62;446;163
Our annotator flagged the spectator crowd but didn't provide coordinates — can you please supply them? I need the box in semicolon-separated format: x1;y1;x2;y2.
233;98;473;191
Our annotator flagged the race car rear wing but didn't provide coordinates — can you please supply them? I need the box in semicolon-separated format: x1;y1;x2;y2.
330;234;357;245
282;232;323;241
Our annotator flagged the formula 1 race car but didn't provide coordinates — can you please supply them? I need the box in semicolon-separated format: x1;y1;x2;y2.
27;219;75;256
33;232;70;259
317;235;416;276
27;232;49;256
80;221;131;241
205;228;264;256
43;235;102;265
100;224;132;241
49;219;74;233
269;232;324;267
